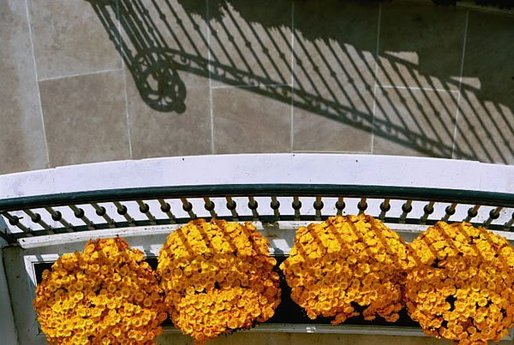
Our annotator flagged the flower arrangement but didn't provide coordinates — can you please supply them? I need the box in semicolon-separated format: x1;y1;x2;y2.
33;237;167;345
157;219;281;343
32;215;514;345
405;221;514;344
280;215;410;324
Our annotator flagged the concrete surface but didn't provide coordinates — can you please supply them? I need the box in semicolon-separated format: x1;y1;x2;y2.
0;0;513;176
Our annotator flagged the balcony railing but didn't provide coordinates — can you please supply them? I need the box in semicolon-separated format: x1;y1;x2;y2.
1;182;513;246
1;154;513;344
1;154;513;247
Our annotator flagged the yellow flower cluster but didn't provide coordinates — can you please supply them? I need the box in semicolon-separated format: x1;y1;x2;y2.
280;215;410;324
34;238;167;345
406;222;514;344
157;219;281;343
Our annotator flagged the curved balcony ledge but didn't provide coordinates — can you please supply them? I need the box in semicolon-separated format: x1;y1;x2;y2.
1;153;513;200
0;154;513;247
1;154;513;344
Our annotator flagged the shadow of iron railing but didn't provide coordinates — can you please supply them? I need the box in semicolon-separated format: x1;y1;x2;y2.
86;0;513;164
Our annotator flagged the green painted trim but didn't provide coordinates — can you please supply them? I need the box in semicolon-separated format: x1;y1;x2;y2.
0;184;513;211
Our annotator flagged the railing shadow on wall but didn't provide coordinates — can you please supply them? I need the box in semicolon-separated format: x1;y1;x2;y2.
85;0;513;163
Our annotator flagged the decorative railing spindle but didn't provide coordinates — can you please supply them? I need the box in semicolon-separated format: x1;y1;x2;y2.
357;197;368;215
442;203;457;222
335;197;345;216
2;212;31;234
379;199;391;221
180;198;196;219
270;196;280;221
158;199;176;223
114;202;136;226
69;206;95;230
420;201;434;224
399;200;413;223
91;203;115;228
247;196;259;221
24;210;53;234
484;207;502;228
464;204;481;223
137;201;156;225
44;207;73;232
292;196;302;221
314;196;324;221
203;197;217;218
225;197;238;221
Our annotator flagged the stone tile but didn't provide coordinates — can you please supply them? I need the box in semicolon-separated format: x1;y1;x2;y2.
39;71;129;166
453;11;514;165
454;92;514;164
29;0;121;80
208;0;293;87
116;0;213;157
293;0;378;87
373;87;458;158
127;69;212;158
0;0;48;174
292;0;378;152
117;0;210;80
212;86;291;153
293;85;373;152
378;2;467;91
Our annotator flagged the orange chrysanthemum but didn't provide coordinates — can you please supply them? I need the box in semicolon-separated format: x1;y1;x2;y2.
281;215;410;324
157;219;280;343
406;222;514;344
34;237;166;345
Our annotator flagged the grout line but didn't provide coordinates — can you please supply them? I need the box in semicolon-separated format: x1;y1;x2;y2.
37;68;124;83
121;66;133;159
370;3;382;155
372;83;379;151
290;0;295;152
24;0;50;168
207;0;215;154
117;0;132;159
451;10;469;159
210;83;291;89
379;84;461;94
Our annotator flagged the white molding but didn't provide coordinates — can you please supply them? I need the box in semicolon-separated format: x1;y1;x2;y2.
23;254;59;286
162;324;427;337
162;324;514;341
17;222;514;251
0;154;512;200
